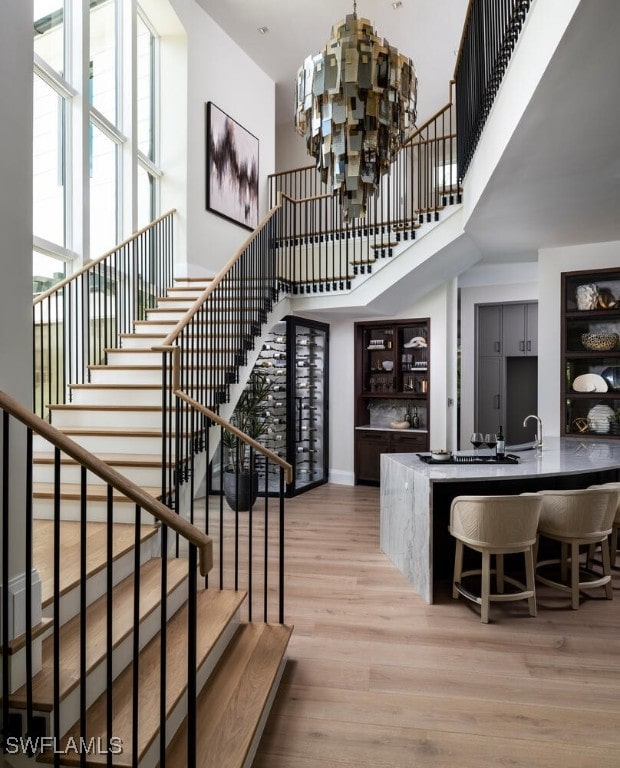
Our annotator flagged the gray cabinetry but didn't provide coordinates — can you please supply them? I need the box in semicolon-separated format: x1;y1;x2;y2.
502;303;538;356
478;305;502;356
476;302;538;443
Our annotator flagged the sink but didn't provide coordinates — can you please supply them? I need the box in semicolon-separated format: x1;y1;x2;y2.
506;442;537;452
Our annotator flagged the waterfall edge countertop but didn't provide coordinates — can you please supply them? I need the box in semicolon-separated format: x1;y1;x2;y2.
379;437;620;603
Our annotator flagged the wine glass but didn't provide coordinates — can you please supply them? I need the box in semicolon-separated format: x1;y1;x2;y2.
484;432;497;456
470;432;483;455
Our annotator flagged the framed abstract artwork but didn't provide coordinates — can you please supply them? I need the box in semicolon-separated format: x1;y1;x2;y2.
206;102;259;230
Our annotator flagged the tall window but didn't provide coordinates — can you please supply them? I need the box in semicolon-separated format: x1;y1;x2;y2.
32;0;162;294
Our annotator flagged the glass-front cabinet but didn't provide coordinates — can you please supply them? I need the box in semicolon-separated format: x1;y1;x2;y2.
562;268;620;438
255;316;329;495
354;318;430;484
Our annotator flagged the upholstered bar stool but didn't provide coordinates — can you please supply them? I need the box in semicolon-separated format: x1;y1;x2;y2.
535;488;615;610
587;482;620;569
450;494;542;623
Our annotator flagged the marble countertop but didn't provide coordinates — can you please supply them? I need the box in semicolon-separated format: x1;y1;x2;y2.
356;425;429;434
386;436;620;482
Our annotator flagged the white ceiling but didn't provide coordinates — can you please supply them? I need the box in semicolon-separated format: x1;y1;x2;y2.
195;0;469;126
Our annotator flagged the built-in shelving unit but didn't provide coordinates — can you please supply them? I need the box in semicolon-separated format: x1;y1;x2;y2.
354;318;430;484
562;268;620;439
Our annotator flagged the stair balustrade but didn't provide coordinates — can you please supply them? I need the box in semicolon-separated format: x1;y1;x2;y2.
269;87;461;293
455;0;533;179
33;211;176;421
0;388;211;765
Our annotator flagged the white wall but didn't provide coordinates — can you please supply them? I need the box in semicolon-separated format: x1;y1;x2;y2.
0;0;33;582
326;282;454;485
538;240;620;437
459;262;538;449
275;121;311;174
169;0;276;275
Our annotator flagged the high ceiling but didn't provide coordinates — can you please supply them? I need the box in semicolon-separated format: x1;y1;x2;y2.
195;0;469;126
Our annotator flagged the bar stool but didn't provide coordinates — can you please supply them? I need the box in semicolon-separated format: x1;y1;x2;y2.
450;494;542;623
588;482;620;569
535;488;615;609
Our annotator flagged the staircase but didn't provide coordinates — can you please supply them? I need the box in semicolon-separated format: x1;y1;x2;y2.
4;268;292;764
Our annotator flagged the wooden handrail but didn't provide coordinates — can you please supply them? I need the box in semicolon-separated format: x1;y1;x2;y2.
0;388;213;576
33;209;177;306
453;0;475;78
158;346;293;485
157;198;284;349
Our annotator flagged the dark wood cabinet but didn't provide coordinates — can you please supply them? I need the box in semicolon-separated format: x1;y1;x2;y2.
354;319;430;484
562;268;620;439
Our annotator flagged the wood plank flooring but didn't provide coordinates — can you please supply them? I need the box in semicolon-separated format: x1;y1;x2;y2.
240;483;620;768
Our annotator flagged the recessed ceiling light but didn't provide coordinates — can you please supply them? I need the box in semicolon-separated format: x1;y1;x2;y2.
257;26;269;34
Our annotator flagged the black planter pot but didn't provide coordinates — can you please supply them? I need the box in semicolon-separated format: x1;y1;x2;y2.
223;471;259;511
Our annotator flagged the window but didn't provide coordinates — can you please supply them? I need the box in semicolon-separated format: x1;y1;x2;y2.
32;0;163;295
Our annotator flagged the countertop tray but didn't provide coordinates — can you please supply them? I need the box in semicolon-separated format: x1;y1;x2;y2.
417;453;520;465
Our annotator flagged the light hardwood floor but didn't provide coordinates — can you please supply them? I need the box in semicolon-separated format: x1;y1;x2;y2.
246;483;620;768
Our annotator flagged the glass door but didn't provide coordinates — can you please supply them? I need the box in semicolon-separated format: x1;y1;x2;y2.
287;317;329;495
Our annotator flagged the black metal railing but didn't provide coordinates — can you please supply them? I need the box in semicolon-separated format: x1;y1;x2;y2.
0;388;211;765
455;0;532;180
32;211;175;420
269;90;461;292
171;382;291;625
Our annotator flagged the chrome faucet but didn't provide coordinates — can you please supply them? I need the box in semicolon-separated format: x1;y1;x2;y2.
523;414;543;450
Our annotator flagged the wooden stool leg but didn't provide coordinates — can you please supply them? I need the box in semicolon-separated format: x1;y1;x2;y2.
601;538;613;600
453;540;463;600
524;547;537;617
586;542;596;570
496;553;505;593
481;550;491;624
571;542;580;610
611;525;619;568
561;542;568;582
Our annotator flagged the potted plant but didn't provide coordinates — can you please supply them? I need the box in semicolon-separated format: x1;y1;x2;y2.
222;369;274;510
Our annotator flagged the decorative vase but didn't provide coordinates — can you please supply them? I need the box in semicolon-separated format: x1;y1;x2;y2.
223;471;259;511
586;404;615;434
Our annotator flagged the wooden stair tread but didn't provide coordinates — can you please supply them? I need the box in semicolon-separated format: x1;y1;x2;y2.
173;277;213;283
33;482;162;501
48;404;164;412
41;590;247;766
69;384;163;390
34;521;159;608
165;622;293;768
11;559;188;710
54;426;165;436
33;452;174;468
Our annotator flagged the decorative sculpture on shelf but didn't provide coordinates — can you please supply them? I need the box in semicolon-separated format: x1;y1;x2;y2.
294;1;417;220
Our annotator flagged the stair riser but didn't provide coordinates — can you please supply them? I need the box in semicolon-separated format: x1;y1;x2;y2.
53;576;189;739
42;432;167;454
33;463;163;488
165;289;204;299
105;351;162;366
89;368;162;384
33;497;161;526
41;533;158;626
50;409;166;430
121;335;168;349
69;388;163;406
156;299;196;310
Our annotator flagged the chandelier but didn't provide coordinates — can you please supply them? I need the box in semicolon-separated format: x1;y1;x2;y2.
294;1;417;220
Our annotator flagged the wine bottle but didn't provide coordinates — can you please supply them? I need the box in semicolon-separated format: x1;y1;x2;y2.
496;425;505;459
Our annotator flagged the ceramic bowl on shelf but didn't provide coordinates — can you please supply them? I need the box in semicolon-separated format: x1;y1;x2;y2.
581;331;619;351
572;373;608;393
382;360;394;371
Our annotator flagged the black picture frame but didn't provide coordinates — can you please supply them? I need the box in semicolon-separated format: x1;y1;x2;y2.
206;102;259;230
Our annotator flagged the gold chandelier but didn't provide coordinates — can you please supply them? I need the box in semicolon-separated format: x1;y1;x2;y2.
294;1;417;220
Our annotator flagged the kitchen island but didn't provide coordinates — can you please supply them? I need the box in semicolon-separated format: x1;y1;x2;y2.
380;437;620;603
